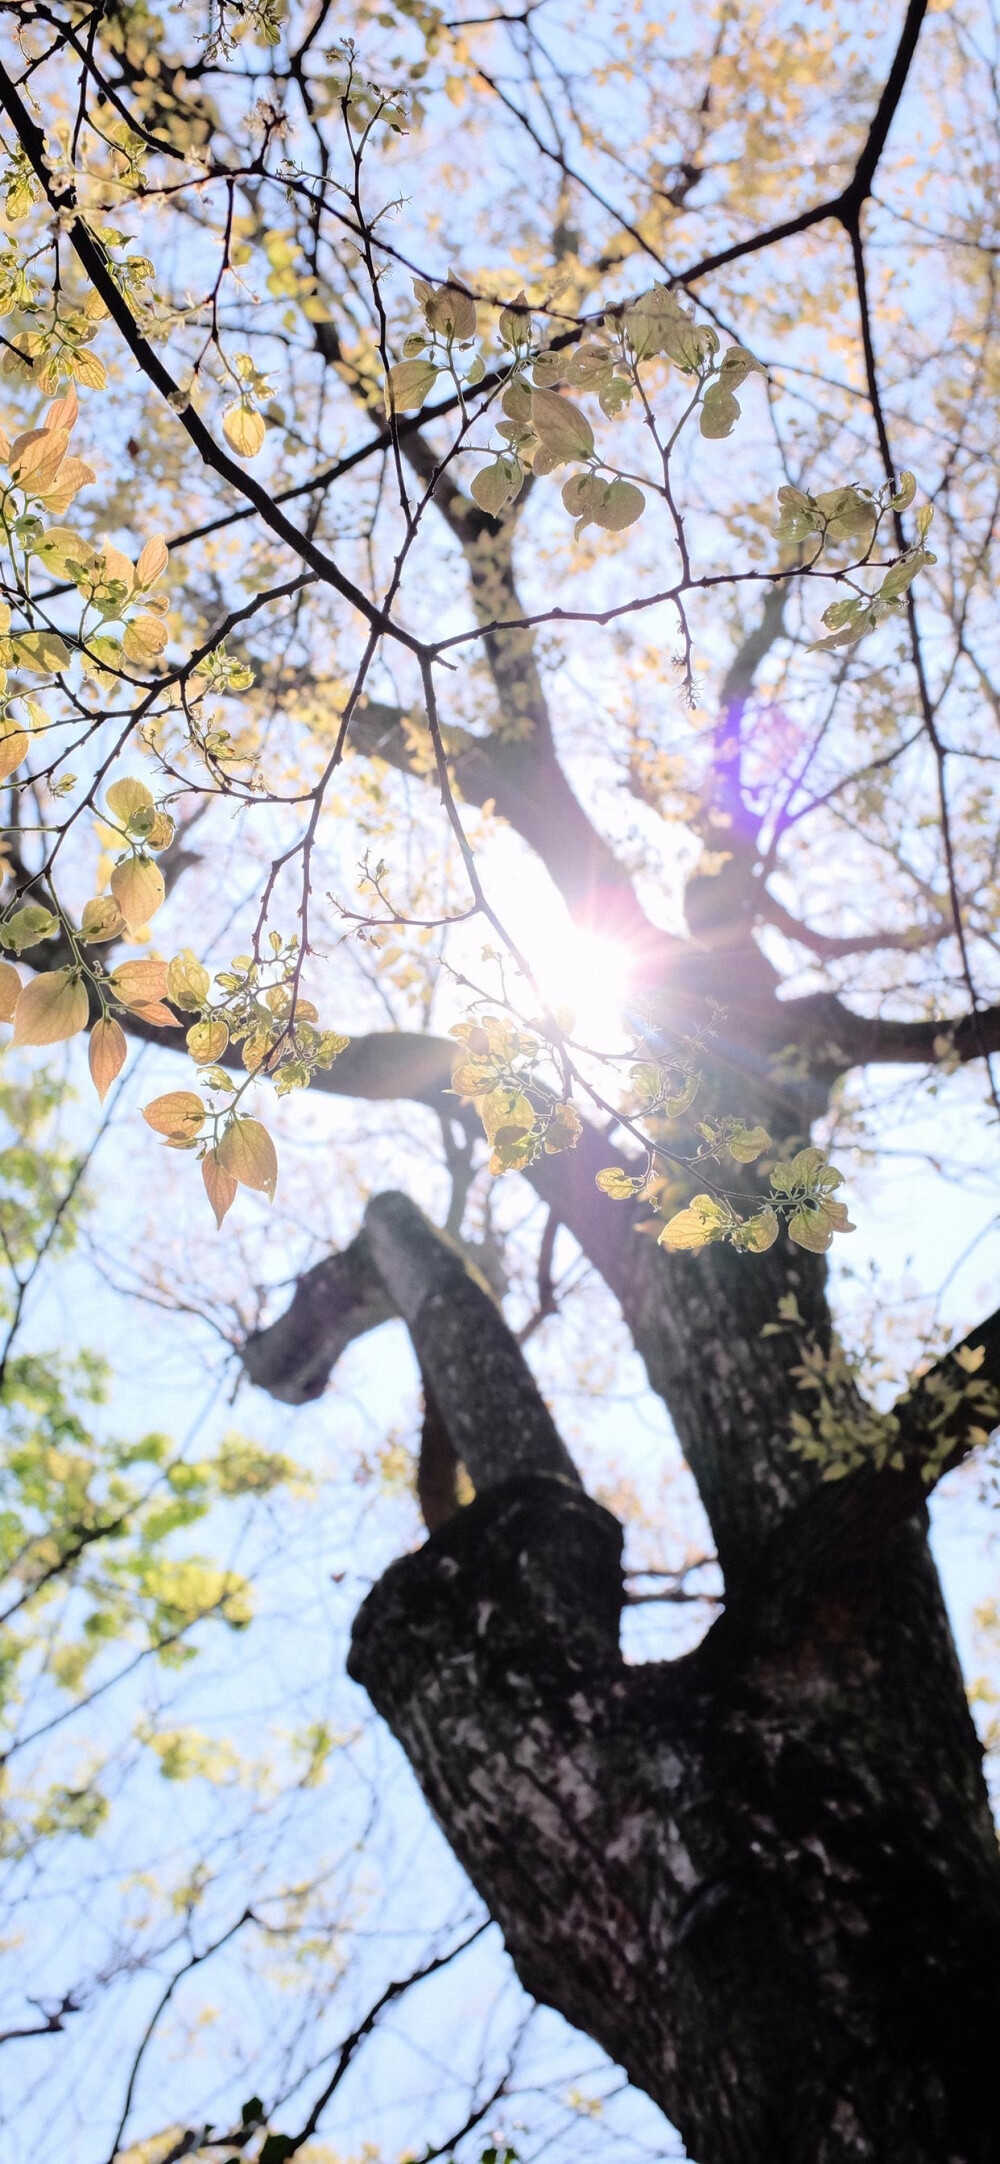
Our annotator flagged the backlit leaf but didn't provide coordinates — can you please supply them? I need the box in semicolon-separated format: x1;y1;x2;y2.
142;1091;207;1140
202;1149;238;1229
11;968;89;1046
222;405;266;458
88;1016;126;1101
110;855;165;929
217;1117;278;1201
0;960;21;1020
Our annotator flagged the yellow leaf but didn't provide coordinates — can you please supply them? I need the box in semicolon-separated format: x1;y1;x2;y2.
166;950;209;1010
88;1015;126;1101
109;957;169;1007
217;1116;278;1201
122;615;168;665
102;540;135;589
0;723;28;782
10;630;72;674
71;349;108;390
8;426;70;492
106;776;154;824
657;1194;732;1251
142;1090;206;1140
0;960;22;1021
202;1148;238;1229
145;811;175;852
81;894;126;943
241;1028;276;1072
31;526;92;578
44;385;78;434
110;854;165;929
187;1018;229;1063
11;968;89;1046
38;457;95;514
135;535;168;588
595;1166;638;1199
222;405;266;458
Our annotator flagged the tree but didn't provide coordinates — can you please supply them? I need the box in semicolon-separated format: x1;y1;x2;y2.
2;0;1000;2157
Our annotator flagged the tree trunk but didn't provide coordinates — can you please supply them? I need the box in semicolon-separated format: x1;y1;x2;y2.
349;1471;1000;2164
281;1191;1000;2164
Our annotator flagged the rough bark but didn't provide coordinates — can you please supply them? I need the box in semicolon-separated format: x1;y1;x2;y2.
349;1477;1000;2164
246;1188;1000;2162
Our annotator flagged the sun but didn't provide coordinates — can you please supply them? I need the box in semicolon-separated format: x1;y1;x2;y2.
524;919;634;1052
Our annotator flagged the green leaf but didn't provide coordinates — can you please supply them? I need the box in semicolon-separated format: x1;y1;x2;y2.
727;1122;771;1163
732;1205;780;1252
787;1196;855;1253
471;455;523;516
387;359;439;412
700;383;741;438
529;386;595;463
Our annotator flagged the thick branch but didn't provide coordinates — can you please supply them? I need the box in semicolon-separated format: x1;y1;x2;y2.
241;1229;395;1404
362;1191;580;1492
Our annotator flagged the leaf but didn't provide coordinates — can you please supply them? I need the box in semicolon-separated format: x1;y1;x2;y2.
658;1194;733;1250
954;1343;986;1375
102;540;135;590
470;456;522;516
544;1102;583;1152
81;894;126;944
592;478;645;530
38;456;95;515
187;1019;230;1063
8;425;70;491
110;855;165;929
727;1123;771;1163
128;1000;181;1028
595;1166;640;1199
88;1016;126;1101
888;470;916;511
718;344;764;388
202;1149;238;1228
11;968;89;1046
769;1147;840;1195
222;405;266;458
879;549;929;602
142;1091;207;1140
387;359;439;412
106;776;154;824
145;811;175;852
217;1117;278;1202
109;957;169;1007
44;384;78;434
135;534;168;587
530;386;595;464
166;950;210;1010
30;525;92;578
732;1206;780;1253
122;614;168;665
0;959;22;1020
417;272;478;339
10;630;72;674
700;383;741;438
787;1197;855;1253
0;723;28;782
1;904;59;953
